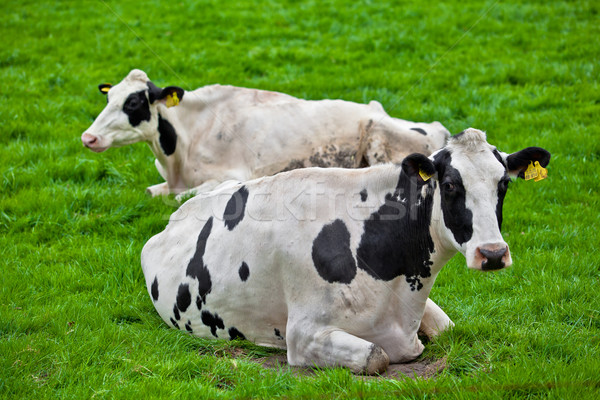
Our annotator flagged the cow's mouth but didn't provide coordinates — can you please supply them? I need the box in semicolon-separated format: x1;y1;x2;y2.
86;145;108;153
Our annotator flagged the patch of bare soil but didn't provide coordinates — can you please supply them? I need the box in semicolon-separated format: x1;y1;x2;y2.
255;353;447;380
213;346;446;380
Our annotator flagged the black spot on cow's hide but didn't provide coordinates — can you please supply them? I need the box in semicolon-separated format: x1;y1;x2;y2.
274;328;284;340
186;217;213;306
411;127;427;135
201;310;224;338
158;114;177;156
123;90;151;127
223;186;249;230
433;150;473;245
360;189;368;202
228;327;247;341
185;321;193;333
312;219;357;284
170;317;180;329
238;262;250;282
176;283;192;313
356;169;435;291
151;276;159;301
173;304;181;321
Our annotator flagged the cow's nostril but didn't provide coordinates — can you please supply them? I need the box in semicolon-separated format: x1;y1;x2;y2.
82;133;98;146
479;246;508;270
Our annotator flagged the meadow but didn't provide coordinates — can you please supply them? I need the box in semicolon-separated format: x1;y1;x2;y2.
1;0;599;398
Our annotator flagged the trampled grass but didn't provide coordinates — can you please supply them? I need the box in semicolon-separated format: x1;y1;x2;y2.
1;0;599;398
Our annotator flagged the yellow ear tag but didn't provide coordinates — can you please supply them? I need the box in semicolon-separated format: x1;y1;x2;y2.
533;161;547;182
419;169;433;182
166;92;179;108
100;86;110;94
524;162;538;181
524;161;547;181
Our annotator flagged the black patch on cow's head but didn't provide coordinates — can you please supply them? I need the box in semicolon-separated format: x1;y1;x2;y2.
360;189;368;202
185;320;193;333
151;276;159;301
411;127;427;135
356;156;435;290
176;283;192;313
492;149;505;167
496;174;510;231
173;304;181;321
201;310;224;338
238;262;250;282
157;114;177;156
433;150;473;245
228;327;247;341
223;186;249;230
312;219;357;284
123;90;151;127
170;317;180;329
274;328;284;340
186;217;213;306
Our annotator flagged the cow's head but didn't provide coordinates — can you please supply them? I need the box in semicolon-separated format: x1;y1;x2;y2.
430;128;550;271
81;69;184;152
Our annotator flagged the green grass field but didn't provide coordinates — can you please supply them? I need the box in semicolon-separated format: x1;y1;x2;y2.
1;0;599;398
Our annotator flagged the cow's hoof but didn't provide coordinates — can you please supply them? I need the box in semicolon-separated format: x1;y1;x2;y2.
363;345;389;375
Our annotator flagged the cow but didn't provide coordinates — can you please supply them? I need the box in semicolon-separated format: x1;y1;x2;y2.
140;128;550;374
81;69;450;197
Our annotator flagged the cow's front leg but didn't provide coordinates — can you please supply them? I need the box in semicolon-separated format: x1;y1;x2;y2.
286;326;389;375
154;159;168;180
175;180;242;202
418;298;454;339
146;182;170;196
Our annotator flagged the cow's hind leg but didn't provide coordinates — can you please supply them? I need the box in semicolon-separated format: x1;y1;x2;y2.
419;298;454;339
286;326;389;375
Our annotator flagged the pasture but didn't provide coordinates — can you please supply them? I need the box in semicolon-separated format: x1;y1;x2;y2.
1;0;599;398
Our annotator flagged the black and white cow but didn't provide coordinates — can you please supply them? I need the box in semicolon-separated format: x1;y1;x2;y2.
82;69;449;196
141;128;550;374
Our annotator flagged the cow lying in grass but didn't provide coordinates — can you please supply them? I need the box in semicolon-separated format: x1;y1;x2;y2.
82;69;449;196
141;128;550;374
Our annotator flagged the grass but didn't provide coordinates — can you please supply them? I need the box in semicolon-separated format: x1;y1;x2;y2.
1;0;599;398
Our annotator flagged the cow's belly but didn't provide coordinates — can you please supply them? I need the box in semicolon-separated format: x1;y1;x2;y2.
151;274;289;348
142;214;290;346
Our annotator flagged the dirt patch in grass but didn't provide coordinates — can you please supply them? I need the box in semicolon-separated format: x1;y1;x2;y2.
227;349;446;380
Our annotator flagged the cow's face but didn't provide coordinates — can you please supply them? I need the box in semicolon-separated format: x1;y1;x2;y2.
432;128;550;271
81;69;183;152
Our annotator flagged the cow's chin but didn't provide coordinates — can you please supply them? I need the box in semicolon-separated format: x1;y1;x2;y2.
87;146;109;153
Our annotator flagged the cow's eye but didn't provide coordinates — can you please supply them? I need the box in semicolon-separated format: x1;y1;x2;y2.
443;182;456;193
124;96;140;110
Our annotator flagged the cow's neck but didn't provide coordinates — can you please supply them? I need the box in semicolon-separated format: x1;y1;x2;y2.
147;106;190;193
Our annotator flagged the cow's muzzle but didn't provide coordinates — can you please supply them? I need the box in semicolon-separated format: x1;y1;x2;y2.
81;133;108;152
475;244;511;271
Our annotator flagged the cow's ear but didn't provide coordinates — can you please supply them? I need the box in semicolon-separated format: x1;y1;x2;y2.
147;81;184;107
98;83;112;95
402;153;436;184
506;147;551;179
